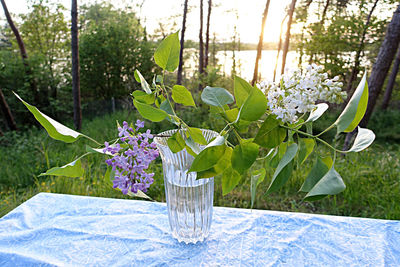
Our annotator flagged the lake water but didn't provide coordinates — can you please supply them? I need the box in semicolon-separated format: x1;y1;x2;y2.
184;49;300;82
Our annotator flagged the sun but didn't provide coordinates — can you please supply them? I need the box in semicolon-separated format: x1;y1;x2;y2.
234;0;290;44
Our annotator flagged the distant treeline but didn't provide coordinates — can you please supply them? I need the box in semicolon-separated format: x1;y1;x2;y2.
182;40;284;51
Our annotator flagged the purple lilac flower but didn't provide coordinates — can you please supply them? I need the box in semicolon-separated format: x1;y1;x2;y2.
118;121;131;138
104;121;159;194
135;119;145;129
103;142;122;155
142;129;153;141
103;142;110;153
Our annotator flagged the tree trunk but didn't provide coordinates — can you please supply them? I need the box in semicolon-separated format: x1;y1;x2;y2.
321;0;330;23
359;4;400;128
71;0;82;130
381;45;400;110
251;0;271;86
199;0;204;75
49;63;58;99
0;88;17;131
204;0;212;71
0;0;39;105
281;0;297;75
211;32;216;66
307;0;328;65
344;0;379;96
177;0;189;85
273;14;288;82
298;0;313;70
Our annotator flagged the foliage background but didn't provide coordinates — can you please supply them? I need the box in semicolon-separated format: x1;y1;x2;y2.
1;0;400;219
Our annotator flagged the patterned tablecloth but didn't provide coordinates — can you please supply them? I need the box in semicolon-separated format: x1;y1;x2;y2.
0;192;399;266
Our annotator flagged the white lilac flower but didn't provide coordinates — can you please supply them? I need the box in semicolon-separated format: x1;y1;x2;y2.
257;64;346;123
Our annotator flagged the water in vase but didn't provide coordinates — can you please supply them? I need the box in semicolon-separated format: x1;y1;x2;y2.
165;169;214;244
154;129;218;244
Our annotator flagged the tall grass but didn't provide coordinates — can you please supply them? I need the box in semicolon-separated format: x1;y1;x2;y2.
1;110;399;220
215;143;400;220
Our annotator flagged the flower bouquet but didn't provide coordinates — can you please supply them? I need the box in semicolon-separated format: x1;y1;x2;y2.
15;32;375;243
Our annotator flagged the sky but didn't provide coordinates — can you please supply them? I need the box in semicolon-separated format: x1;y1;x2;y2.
2;0;292;43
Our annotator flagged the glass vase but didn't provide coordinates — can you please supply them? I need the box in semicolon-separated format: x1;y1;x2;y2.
154;129;218;244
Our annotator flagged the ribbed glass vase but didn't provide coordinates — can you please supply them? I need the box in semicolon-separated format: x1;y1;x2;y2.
154;129;218;244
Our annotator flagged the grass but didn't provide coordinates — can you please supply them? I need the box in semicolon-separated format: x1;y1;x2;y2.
216;143;400;220
1;109;400;220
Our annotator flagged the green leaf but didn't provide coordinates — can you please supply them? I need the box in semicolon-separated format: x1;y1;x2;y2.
189;145;226;172
235;120;252;134
167;132;186;153
209;105;221;114
127;190;152;200
159;100;178;125
206;135;226;148
289;119;305;131
185;137;201;156
133;99;167;122
267;143;298;193
304;167;346;201
132;90;155;104
197;147;232;178
234;76;253;108
347;127;375;152
306;103;329;122
172;85;196;107
268;143;288;168
335;72;368;133
264;148;277;168
209;105;229;118
14;92;83;143
185;145;197;157
155;95;166;108
85;145;113;155
135;71;141;83
156;75;163;83
278;142;288;158
300;156;333;192
231;141;259;174
225;108;239;122
39;159;84;177
152;75;157;87
222;166;241;195
201;86;234;108
154;31;180;72
298;138;315;165
104;166;115;187
238;86;268;122
134;70;151;94
214;147;232;173
188;127;207;145
159;100;174;115
306;123;313;135
251;168;266;208
254;116;287;148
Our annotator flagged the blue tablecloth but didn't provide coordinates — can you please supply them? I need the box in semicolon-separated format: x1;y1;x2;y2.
0;193;399;266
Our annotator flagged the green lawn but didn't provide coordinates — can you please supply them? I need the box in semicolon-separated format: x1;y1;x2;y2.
1;109;399;220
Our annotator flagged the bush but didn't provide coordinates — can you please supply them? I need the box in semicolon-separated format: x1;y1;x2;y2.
79;3;156;100
368;109;400;142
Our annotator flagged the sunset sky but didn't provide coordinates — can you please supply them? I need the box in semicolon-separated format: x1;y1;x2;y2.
4;0;292;43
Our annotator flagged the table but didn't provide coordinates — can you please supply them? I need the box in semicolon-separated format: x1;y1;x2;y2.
0;193;399;266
